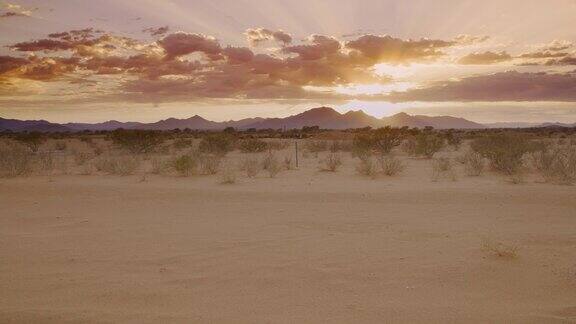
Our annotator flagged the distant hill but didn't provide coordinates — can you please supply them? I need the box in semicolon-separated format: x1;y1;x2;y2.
2;107;574;132
0;117;71;132
381;112;484;129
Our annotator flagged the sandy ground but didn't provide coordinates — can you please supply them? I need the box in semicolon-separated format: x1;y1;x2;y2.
1;153;576;323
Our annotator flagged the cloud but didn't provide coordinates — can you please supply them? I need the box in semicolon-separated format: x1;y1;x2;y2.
0;2;34;18
386;71;576;102
519;51;569;59
543;40;573;52
453;34;490;45
345;35;454;63
458;51;512;65
0;55;29;73
158;32;222;60
283;35;341;60
245;28;292;46
545;56;576;66
7;27;573;105
143;26;170;36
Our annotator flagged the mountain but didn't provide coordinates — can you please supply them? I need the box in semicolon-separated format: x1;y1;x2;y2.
382;112;484;129
245;107;383;130
0;117;71;132
3;107;573;132
66;120;145;131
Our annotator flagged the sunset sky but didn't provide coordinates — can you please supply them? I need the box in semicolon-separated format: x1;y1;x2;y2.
1;0;576;123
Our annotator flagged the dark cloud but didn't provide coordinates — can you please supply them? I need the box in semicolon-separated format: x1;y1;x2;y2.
345;35;454;63
0;56;29;74
386;71;576;102
158;32;222;60
0;11;28;18
9;39;73;52
519;51;569;59
545;56;576;66
458;51;512;65
143;26;170;36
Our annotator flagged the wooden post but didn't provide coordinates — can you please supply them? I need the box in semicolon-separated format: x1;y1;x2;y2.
295;140;299;169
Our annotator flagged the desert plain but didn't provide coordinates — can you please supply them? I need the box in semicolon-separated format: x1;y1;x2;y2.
1;136;576;324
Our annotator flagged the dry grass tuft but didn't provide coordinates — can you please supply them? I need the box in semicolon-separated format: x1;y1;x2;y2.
261;152;281;178
0;143;34;177
481;238;519;259
319;153;342;172
378;155;405;176
460;151;485;177
94;155;140;176
531;146;576;185
431;157;457;181
356;156;378;179
239;157;261;178
218;163;237;184
199;154;222;175
170;154;197;177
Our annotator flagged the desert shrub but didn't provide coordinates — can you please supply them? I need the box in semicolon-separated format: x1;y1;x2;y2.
150;156;170;175
531;146;576;184
460;151;485;176
170;154;198;177
53;141;67;151
261;152;281;178
198;133;235;156
319;153;342;172
172;138;193;150
356;156;377;179
431;157;456;181
401;137;418;156
218;164;237;184
0;143;33;177
415;134;445;158
73;151;93;166
37;152;55;174
481;238;519;259
353;127;403;157
110;130;165;154
13;132;45;153
445;132;463;150
378;155;405;176
304;140;329;154
238;138;268;153
240;157;260;178
471;133;534;175
283;155;294;170
94;155;140;176
267;140;289;151
329;140;353;152
198;154;222;175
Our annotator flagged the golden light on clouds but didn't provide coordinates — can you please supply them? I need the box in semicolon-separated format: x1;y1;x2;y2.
0;0;576;123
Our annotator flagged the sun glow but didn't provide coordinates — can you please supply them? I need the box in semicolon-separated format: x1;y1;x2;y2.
334;82;415;96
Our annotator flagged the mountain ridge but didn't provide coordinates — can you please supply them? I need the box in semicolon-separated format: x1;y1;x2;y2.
1;107;574;132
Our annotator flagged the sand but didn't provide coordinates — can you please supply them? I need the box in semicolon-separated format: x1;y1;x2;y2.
1;154;576;323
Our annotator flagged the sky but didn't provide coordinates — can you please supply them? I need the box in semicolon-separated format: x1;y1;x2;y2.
1;0;576;123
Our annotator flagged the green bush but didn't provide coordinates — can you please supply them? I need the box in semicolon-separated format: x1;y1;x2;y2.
171;154;198;176
238;138;268;153
198;133;235;155
110;130;165;154
353;127;403;157
415;134;445;158
13;132;45;153
0;143;34;177
471;133;534;175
